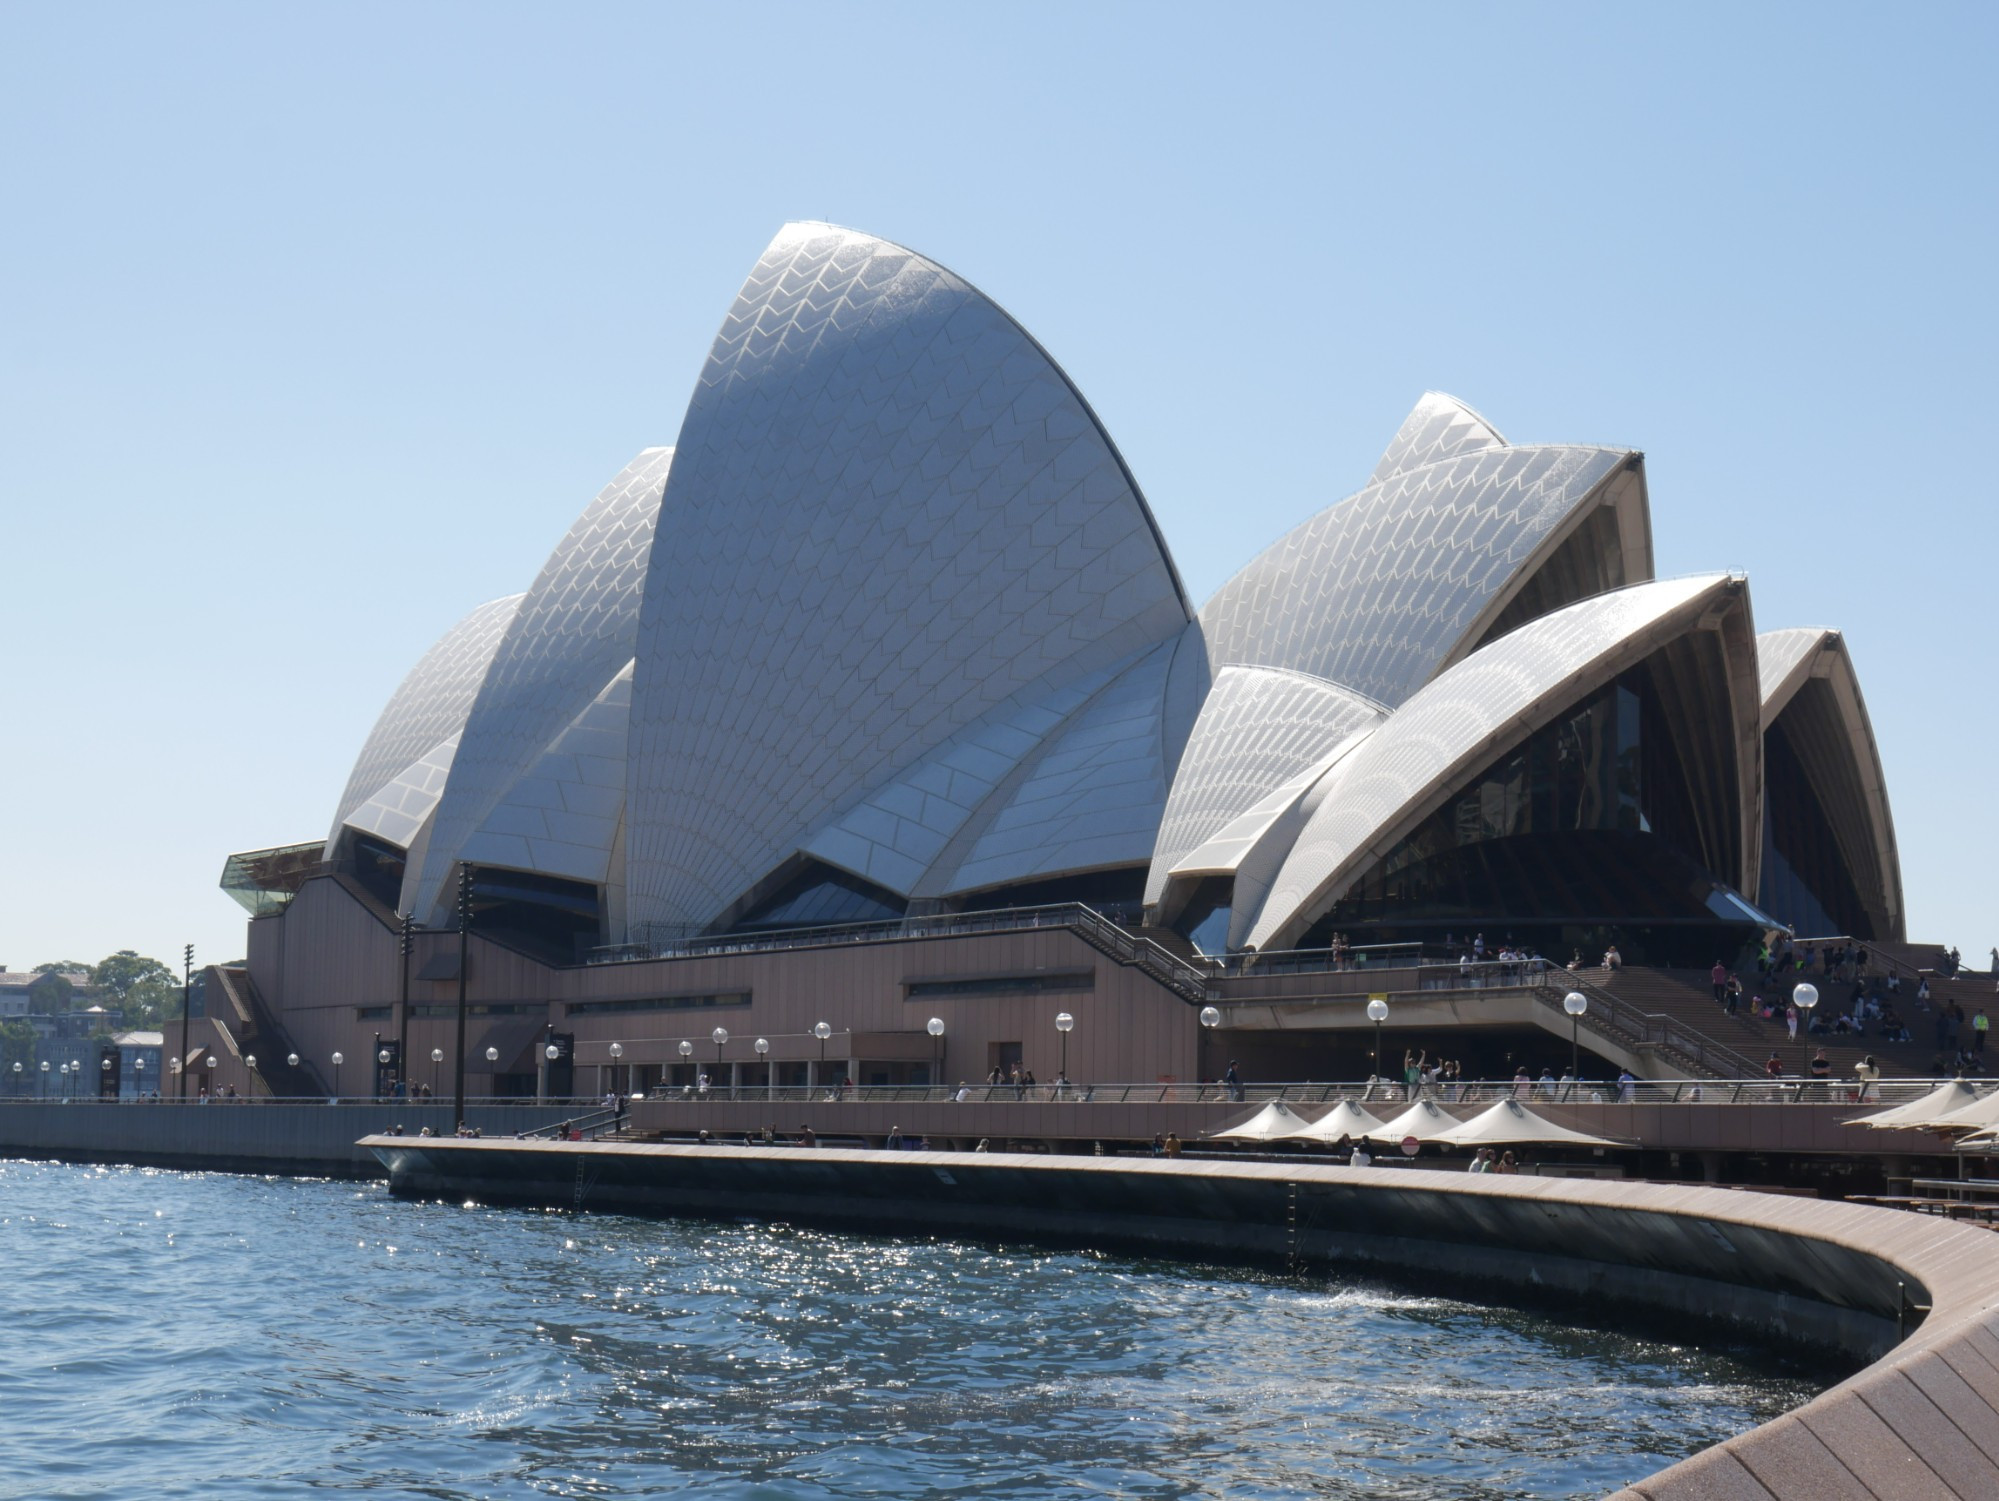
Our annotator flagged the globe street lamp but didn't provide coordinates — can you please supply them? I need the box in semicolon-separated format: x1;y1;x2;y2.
430;1047;443;1099
244;1055;257;1102
164;1058;177;1102
10;1061;19;1098
711;1028;729;1093
813;1020;832;1090
755;1036;770;1100
59;1063;69;1099
1054;1011;1075;1082
677;1039;693;1086
133;1056;145;1098
331;1051;344;1101
1793;982;1820;1088
608;1041;625;1099
926;1017;945;1085
379;1046;393;1102
1563;991;1588;1087
1365;998;1390;1081
204;1055;217;1099
100;1056;112;1101
40;1060;50;1100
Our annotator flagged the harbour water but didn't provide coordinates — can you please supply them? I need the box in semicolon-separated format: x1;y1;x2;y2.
0;1160;1824;1499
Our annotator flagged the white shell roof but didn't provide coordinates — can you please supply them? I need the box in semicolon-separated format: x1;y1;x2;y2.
944;636;1183;894
1369;391;1506;484
1200;442;1634;708
455;663;633;886
409;446;670;920
623;222;1192;932
1757;625;1836;726
1239;574;1744;951
325;593;523;852
798;662;1115;898
1755;626;1904;940
340;733;460;852
1144;664;1385;906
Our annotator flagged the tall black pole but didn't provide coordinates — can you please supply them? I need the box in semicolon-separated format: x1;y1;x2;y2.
179;944;193;1102
1571;1016;1580;1081
397;910;414;1101
454;865;473;1131
1372;1020;1383;1080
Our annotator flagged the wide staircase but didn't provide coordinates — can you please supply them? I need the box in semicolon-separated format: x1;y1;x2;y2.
1594;963;1961;1081
208;966;325;1097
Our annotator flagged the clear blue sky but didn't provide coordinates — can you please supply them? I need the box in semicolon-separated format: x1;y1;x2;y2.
2;3;1992;975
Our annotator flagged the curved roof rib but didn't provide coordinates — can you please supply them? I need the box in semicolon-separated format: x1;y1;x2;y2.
408;446;671;922
1144;665;1385;908
1239;574;1758;952
623;222;1192;933
1369;391;1506;484
1201;442;1643;709
939;637;1182;896
455;662;634;887
1756;627;1905;941
325;593;524;854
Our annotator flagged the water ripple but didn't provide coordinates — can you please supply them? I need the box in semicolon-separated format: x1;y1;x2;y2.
0;1160;1820;1499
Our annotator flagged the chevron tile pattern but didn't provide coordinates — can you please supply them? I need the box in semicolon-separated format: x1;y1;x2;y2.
623;223;1190;932
1369;391;1507;485
1144;665;1383;905
457;662;633;886
1201;443;1630;709
325;593;523;853
946;637;1181;895
340;732;461;851
408;447;670;921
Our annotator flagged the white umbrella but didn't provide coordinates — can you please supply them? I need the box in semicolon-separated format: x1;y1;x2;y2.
1280;1098;1393;1143
1922;1087;1999;1133
1845;1079;1985;1130
1430;1097;1630;1149
1208;1100;1313;1141
1368;1099;1464;1142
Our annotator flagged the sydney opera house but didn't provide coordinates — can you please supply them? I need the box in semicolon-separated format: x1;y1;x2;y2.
216;222;1902;1098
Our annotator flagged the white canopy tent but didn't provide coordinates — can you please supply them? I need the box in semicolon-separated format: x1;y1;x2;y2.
1208;1101;1314;1142
1368;1099;1464;1142
1845;1080;1986;1131
1280;1098;1393;1143
1429;1098;1630;1149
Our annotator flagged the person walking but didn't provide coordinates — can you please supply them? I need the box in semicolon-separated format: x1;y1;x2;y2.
1975;1009;1990;1059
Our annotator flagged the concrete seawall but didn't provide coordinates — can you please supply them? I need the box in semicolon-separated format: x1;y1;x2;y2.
0;1103;581;1176
369;1138;1999;1501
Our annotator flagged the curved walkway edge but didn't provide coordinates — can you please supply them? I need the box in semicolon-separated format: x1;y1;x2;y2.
362;1139;1999;1500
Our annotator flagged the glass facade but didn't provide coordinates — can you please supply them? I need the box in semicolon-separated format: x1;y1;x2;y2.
1759;716;1872;938
1299;667;1763;963
732;862;907;932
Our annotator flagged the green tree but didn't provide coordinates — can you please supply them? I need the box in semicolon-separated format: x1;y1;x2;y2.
26;972;74;1012
0;1019;36;1079
89;951;181;1029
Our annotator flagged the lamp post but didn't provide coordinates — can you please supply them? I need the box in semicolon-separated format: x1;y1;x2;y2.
711;1028;729;1095
1563;991;1588;1088
59;1063;69;1099
1365;997;1390;1081
608;1041;625;1100
755;1037;770;1100
40;1060;50;1099
244;1055;257;1101
10;1061;18;1097
133;1056;145;1098
430;1047;443;1099
100;1055;112;1101
926;1017;945;1086
454;864;475;1131
164;1058;176;1101
813;1021;831;1091
1793;982;1819;1088
331;1051;343;1101
544;1040;560;1103
397;909;415;1105
1054;1011;1074;1082
1199;1005;1221;1086
205;1055;217;1098
179;943;193;1102
678;1038;693;1086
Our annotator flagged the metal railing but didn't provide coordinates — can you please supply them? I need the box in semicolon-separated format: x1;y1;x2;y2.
616;1075;1991;1110
587;902;1217;1006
